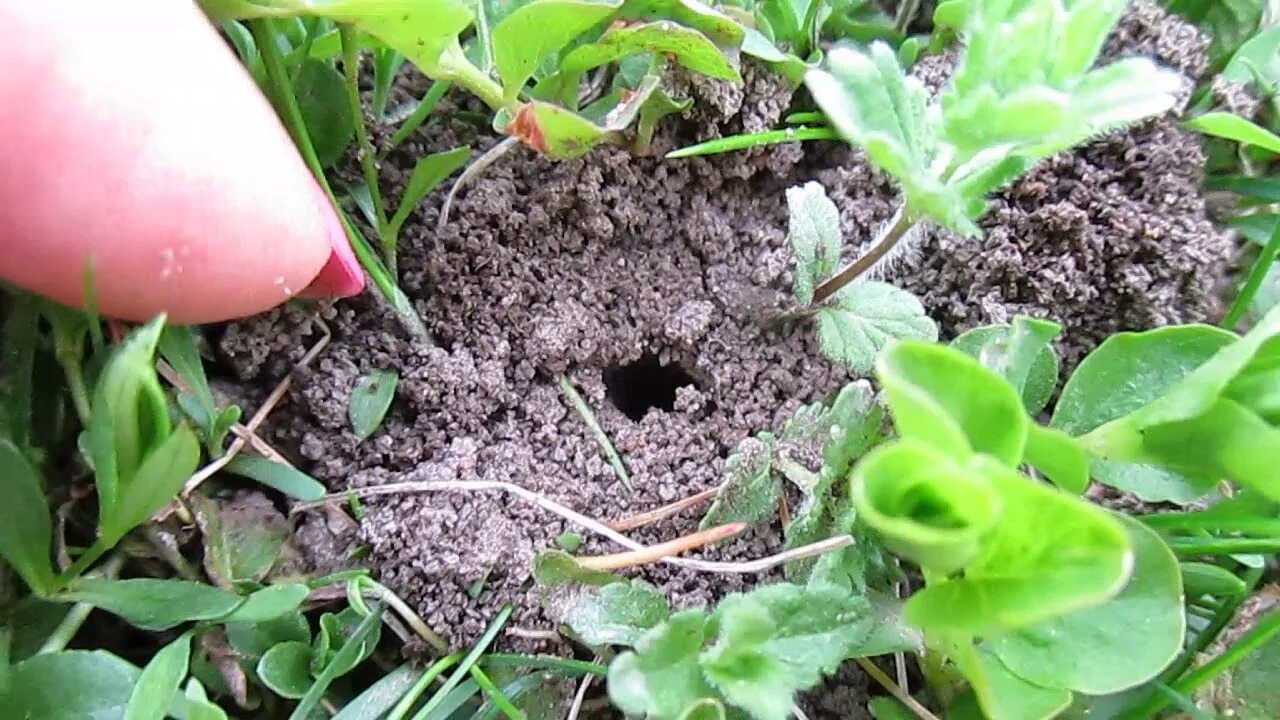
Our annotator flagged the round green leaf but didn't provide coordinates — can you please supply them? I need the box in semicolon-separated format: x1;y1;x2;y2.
566;580;672;647
0;650;139;719
878;341;1028;465
1053;325;1237;503
348;369;399;441
294;59;354;169
989;514;1184;694
257;641;315;700
951;324;1059;414
851;440;1001;574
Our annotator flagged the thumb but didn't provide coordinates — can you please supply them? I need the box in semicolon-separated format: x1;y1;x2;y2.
0;0;365;324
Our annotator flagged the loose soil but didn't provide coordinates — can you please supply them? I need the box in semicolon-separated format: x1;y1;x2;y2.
214;3;1229;715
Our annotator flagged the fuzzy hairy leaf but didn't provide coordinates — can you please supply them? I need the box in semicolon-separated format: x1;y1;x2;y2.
702;584;873;720
701;434;779;528
566;579;671;647
786;182;843;306
816;282;938;376
608;610;717;719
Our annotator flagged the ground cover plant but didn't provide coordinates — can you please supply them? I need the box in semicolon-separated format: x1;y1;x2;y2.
5;0;1280;718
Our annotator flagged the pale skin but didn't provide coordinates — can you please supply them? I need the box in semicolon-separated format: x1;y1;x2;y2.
0;0;366;325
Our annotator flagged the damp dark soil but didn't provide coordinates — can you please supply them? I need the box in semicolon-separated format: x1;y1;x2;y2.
215;2;1228;715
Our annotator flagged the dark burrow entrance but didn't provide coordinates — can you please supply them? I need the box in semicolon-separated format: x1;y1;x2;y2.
602;354;699;421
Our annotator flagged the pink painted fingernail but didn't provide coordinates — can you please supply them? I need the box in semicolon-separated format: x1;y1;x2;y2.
300;191;365;299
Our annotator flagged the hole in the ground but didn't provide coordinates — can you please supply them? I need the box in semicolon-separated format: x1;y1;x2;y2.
603;354;698;421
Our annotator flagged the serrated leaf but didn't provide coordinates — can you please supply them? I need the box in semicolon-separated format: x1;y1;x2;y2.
492;0;623;101
608;610;717;719
786;182;843;306
0;440;55;594
701;584;873;720
125;633;191;720
58;578;243;631
700;434;779;528
816;282;938;375
566;579;671;647
349;369;399;441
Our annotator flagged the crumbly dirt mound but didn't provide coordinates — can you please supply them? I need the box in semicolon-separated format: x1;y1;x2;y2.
215;3;1225;715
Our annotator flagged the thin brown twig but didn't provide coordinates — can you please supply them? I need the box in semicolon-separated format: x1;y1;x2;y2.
607;488;719;531
157;360;295;467
578;523;746;570
855;657;941;720
566;657;599;720
180;321;331;496
293;480;853;574
810;206;911;306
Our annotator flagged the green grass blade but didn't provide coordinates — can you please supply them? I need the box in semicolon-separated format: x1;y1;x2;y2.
388;81;453;151
288;604;384;720
468;666;527;720
332;664;423;720
1224;218;1280;328
667;127;840;158
411;605;513;720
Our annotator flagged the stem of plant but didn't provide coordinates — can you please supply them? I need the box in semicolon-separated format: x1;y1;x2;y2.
57;353;92;425
39;553;125;654
1168;537;1280;555
360;578;450;655
341;27;393;272
855;657;941;720
810;206;914;306
436;44;505;111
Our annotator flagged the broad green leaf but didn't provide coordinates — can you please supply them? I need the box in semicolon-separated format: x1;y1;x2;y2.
293;606;384;720
183;679;229;720
1078;308;1280;502
944;640;1072;720
103;425;200;543
190;493;290;586
558;20;741;82
257;641;314;699
219;584;310;623
1181;562;1247;598
226;612;311;661
0;650;140;720
125;633;191;720
565;579;671;647
0;439;55;594
294;59;354;168
701;434;778;528
1223;25;1280;86
387;147;472;238
851;440;1001;573
785;181;843;306
505;101;615;158
990;515;1183;694
951;319;1061;414
702;584;872;720
533;549;619;586
905;457;1131;637
816;282;938;376
1054;325;1236;503
1022;424;1090;494
349;368;399;441
1186;112;1280;155
59;578;243;631
608;610;717;719
878;340;1027;466
618;0;745;46
868;697;917;720
203;0;477;80
491;0;623;101
312;608;381;679
223;454;326;501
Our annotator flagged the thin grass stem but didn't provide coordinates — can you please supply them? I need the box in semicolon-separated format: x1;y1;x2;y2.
1224;217;1280;328
341;27;392;271
557;372;631;490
